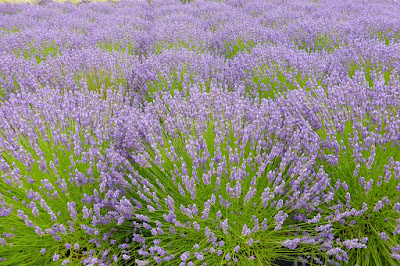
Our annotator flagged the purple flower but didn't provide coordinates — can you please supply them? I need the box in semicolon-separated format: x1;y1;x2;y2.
379;232;389;241
220;219;229;234
281;238;301;250
216;210;222;220
135;260;150;266
154;256;162;263
242;224;251;236
193;221;200;231
53;254;60;262
392;253;400;260
181;252;190;262
274;211;288;231
194;252;204;261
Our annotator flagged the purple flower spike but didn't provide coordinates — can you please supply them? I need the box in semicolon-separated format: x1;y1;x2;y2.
53;254;60;262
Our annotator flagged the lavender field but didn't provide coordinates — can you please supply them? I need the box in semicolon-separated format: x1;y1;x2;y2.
1;0;400;265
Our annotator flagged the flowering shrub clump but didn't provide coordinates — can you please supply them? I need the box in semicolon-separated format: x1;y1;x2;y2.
0;87;141;264
1;0;400;265
304;76;400;265
116;86;334;265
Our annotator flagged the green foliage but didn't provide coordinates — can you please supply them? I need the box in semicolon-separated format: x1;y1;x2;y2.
296;33;342;53
13;41;61;63
223;38;257;59
152;40;201;54
98;41;137;55
247;63;318;100
0;27;20;35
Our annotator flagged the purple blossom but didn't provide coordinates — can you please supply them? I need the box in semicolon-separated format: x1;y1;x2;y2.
195;252;204;261
281;238;301;250
234;245;240;253
181;252;190;262
379;232;389;241
53;254;60;262
242;224;251;236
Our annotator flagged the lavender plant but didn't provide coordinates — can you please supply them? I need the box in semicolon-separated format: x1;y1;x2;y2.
0;87;139;265
318;82;400;265
111;86;339;265
284;74;400;265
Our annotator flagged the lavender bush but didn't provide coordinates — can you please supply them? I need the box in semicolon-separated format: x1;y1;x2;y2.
116;86;333;265
304;75;400;265
1;0;400;265
0;87;143;264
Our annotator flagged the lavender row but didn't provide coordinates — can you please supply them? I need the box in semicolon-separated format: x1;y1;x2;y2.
1;39;400;102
